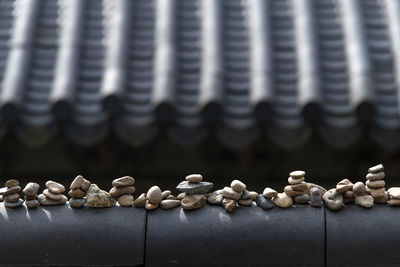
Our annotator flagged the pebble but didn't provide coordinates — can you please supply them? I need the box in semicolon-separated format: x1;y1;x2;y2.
3;193;20;203
288;177;305;185
166;195;176;200
5;179;19;187
389;199;400;205
109;186;135;198
81;179;91;191
343;191;354;203
273;193;293;208
289;170;305;178
46;181;65;194
367;187;385;198
160;199;181;209
238;199;253;206
256;194;274;210
388;187;400;199
4;199;23;208
176;181;213;195
43;189;63;201
336;179;353;193
207;190;223;205
294;194;310;204
25;194;38;201
353;182;366;195
86;184;116;208
185;174;203;183
68;188;86;198
284;185;306;197
118;194;134;207
222;198;236;212
374;191;389;204
3;186;21;196
147;186;162;204
38;194;68;206
355;195;374;208
177;193;186;200
322;189;343;211
230;180;246;193
368;164;384;173
366;172;385;181
181;195;207;210
366;180;385;188
310;187;323;207
291;182;308;192
307;183;327;195
263;188;277;199
23;183;39;196
241;190;258;200
161;190;171;200
222;187;241;200
70;175;84;190
134;193;147;208
112;176;135;187
69;198;86;208
25;199;39;209
145;200;158;210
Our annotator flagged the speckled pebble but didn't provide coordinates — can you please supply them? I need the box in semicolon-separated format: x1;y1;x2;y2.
353;182;366;195
46;181;65;194
355;195;374;208
322;189;343;211
207;190;223;205
181;195;206;210
134;193;147;208
176;181;213;195
273;193;293;208
310;187;323;207
222;198;236;212
5;179;19;188
23;183;39;196
118;194;134;207
86;184;116;208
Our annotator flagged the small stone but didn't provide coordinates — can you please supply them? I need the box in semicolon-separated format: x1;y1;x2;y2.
145;200;158;210
343;190;354;203
25;199;39;209
147;186;162;204
160;199;181;209
46;181;65;194
86;184;116;208
176;181;213;195
70;175;84;190
366;180;385;188
355;195;374;208
256;194;274;210
4;199;23;208
118;194;134;207
336;179;353;193
366;186;385;199
5;179;19;187
181;195;207;210
134;193;147;208
262;188;277;199
247;191;258;200
23;183;39;196
238;199;253;206
207;190;223;205
353;182;366;195
291;182;308;192
161;190;171;199
81;179;91;191
43;189;63;201
322;189;343;211
166;195;176;200
284;185;306;197
294;194;310;204
366;172;385;181
222;198;236;212
307;183;327;195
289;170;306;178
3;193;20;203
38;194;68;206
222;187;241;200
69;188;86;198
368;164;384;173
288;177;305;185
185;174;203;183
109;186;135;198
69;198;86;208
3;186;21;196
230;180;246;193
24;194;38;201
389;198;400;206
310;187;323;207
112;176;135;187
177;193;186;200
273;193;293;208
374;191;389;204
388;187;400;199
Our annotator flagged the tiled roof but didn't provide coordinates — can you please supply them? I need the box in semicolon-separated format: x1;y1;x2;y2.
0;0;400;150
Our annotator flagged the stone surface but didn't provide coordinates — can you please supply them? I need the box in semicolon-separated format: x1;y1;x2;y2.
118;194;134;207
374;191;389;204
355;195;374;208
322;189;343;211
207;190;223;205
68;188;86;198
23;183;39;196
70;175;84;190
43;189;63;201
336;179;353;193
181;195;207;210
147;186;162;204
185;174;203;183
310;187;323;207
25;199;39;209
238;198;253;206
368;164;384;173
288;177;305;185
222;198;236;212
38;194;68;206
86;184;116;208
3;186;21;196
176;181;213;195
291;182;308;192
161;190;171;199
353;182;366;195
134;193;147;208
69;198;86;208
145;200;158;210
222;187;241;200
389;198;400;205
46;181;65;194
294;194;310;204
4;198;23;208
289;170;305;178
177;193;186;200
256;194;274;210
5;179;19;187
366;179;385;188
262;187;277;199
112;176;135;187
109;186;135;198
388;187;400;199
273;193;293;208
81;179;91;191
366;172;385;181
284;185;306;197
3;193;20;203
230;180;246;193
366;187;385;198
160;199;181;209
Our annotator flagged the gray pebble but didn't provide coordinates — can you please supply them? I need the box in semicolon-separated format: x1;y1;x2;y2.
176;181;213;195
310;187;323;207
23;182;40;196
25;199;39;209
69;198;86;208
294;194;310;204
353;182;366;195
4;198;23;209
368;164;384;173
207;190;223;205
255;194;274;210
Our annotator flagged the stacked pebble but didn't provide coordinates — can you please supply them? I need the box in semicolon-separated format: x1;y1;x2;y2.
221;180;247;212
353;182;374;208
145;186;162;210
160;190;181;209
1;179;23;209
68;175;91;208
135;187;180;210
177;174;212;210
257;187;276;210
277;170;308;208
23;182;40;208
336;179;354;204
388;187;400;206
238;189;258;207
109;176;135;207
38;181;68;206
366;164;388;203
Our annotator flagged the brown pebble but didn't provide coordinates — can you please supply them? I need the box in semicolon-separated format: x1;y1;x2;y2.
109;186;135;198
166;195;176;200
238;198;253;206
145;200;158;210
181;195;207;210
291;182;308;192
23;183;39;196
177;192;186;200
81;179;91;191
25;199;39;209
336;179;353;193
24;194;38;201
134;193;147;208
112;176;135;187
262;187;277;199
5;179;19;187
366;180;385;188
161;190;171;200
284;185;306;197
389;198;400;206
118;194;134;207
367;186;385;199
46;181;65;194
160;199;181;209
43;189;63;201
222;198;236;212
3;186;21;196
68;188;86;198
70;175;84;190
3;193;20;203
374;191;389;203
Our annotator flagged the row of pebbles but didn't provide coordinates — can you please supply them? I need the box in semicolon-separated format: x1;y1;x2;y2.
68;175;91;208
109;176;135;207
